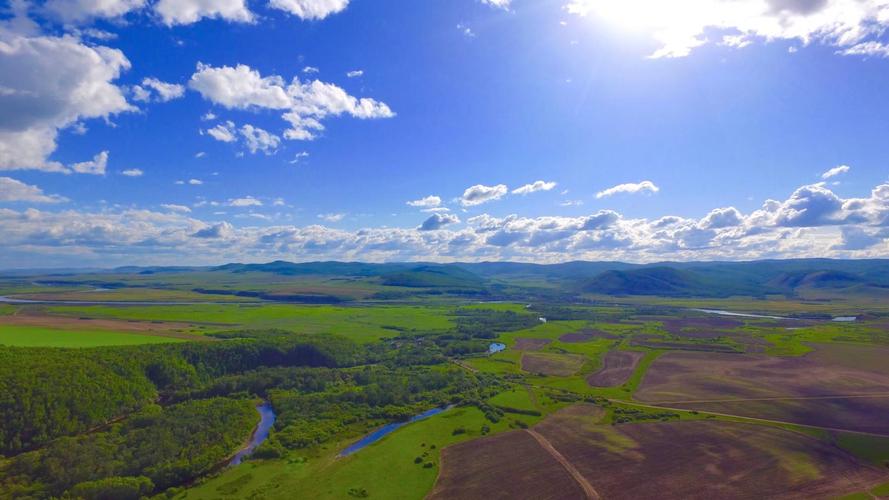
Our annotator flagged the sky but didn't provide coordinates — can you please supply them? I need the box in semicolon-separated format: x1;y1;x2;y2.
1;0;888;268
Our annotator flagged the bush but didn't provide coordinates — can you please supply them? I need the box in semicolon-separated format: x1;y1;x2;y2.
66;476;154;500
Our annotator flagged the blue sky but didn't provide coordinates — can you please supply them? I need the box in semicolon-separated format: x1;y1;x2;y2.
1;0;888;267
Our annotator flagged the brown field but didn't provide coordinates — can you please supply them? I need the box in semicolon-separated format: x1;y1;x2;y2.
559;329;617;342
431;404;885;499
521;352;586;376
635;344;889;433
629;338;738;353
586;350;644;387
0;312;211;341
427;429;587;500
661;316;743;335
513;337;552;351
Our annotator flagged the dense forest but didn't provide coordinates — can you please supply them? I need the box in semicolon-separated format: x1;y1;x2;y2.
0;315;523;499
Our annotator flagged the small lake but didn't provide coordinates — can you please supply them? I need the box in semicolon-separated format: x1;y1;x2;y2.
832;316;857;322
230;402;276;466
338;406;451;457
488;342;506;353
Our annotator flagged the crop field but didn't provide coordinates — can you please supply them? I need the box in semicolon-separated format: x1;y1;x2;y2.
432;404;888;500
586;350;645;387
635;344;889;433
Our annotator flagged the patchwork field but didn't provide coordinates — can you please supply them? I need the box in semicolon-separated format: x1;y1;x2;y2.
432;404;888;500
521;352;586;376
636;344;889;433
586;350;644;387
0;325;186;347
513;337;552;351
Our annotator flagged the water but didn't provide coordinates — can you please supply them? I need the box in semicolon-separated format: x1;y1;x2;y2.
691;308;789;320
338;406;451;457
832;316;857;322
230;402;276;466
488;342;506;353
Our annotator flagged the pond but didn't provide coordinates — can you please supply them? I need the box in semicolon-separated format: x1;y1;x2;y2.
832;316;857;322
230;402;276;466
338;406;452;457
691;308;789;320
488;342;506;353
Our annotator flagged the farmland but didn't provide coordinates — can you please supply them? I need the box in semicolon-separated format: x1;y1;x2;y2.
1;259;889;499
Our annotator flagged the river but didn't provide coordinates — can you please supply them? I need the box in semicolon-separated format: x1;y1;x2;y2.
230;402;276;466
338;406;452;457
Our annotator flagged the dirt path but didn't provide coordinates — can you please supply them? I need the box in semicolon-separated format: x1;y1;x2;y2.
522;383;541;411
654;393;889;405
611;399;889;438
449;359;478;373
525;429;600;500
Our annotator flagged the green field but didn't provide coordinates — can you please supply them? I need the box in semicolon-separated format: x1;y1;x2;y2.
0;325;184;347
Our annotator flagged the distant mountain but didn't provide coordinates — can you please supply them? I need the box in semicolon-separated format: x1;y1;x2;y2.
211;261;413;276
768;270;866;290
581;267;722;297
380;265;485;288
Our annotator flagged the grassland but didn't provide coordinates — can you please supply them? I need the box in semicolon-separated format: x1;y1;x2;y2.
0;325;185;347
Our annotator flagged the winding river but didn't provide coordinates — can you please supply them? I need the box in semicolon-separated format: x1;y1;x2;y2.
338;406;452;457
230;402;276;466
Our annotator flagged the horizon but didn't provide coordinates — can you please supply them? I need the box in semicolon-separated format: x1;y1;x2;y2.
1;0;888;268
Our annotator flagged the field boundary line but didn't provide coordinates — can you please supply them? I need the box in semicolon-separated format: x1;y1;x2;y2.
610;399;889;438
652;393;889;404
525;429;600;500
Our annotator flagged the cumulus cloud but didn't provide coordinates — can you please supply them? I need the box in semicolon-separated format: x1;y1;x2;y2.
70;150;108;175
43;0;146;23
132;77;185;102
407;195;442;208
821;164;850;179
121;168;143;177
229;196;262;207
461;184;508;206
206;121;237;142
0;31;133;172
419;213;460;231
161;203;191;213
512;180;557;195
240;124;280;154
318;212;345;222
1;177;887;267
346;69;363;78
154;0;253;26
269;0;349;20
596;180;659;198
0;177;67;203
189;63;394;141
481;0;511;8
564;0;889;59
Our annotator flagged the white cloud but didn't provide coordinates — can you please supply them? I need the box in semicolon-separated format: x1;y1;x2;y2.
161;203;191;213
154;0;253;26
240;124;281;154
206;121;237;142
269;0;349;20
121;168;143;177
839;41;889;58
43;0;145;23
407;195;442;208
0;32;133;172
481;0;511;9
596;180;659;198
461;184;508;206
0;181;886;267
318;212;345;222
289;151;309;164
201;111;217;121
189;63;393;141
346;69;363;78
195;151;206;158
70;150;108;175
302;66;320;74
188;178;203;185
457;23;475;38
132;77;185;102
419;213;460;231
821;164;850;179
230;196;262;207
512;180;557;195
564;0;889;59
0;177;67;203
